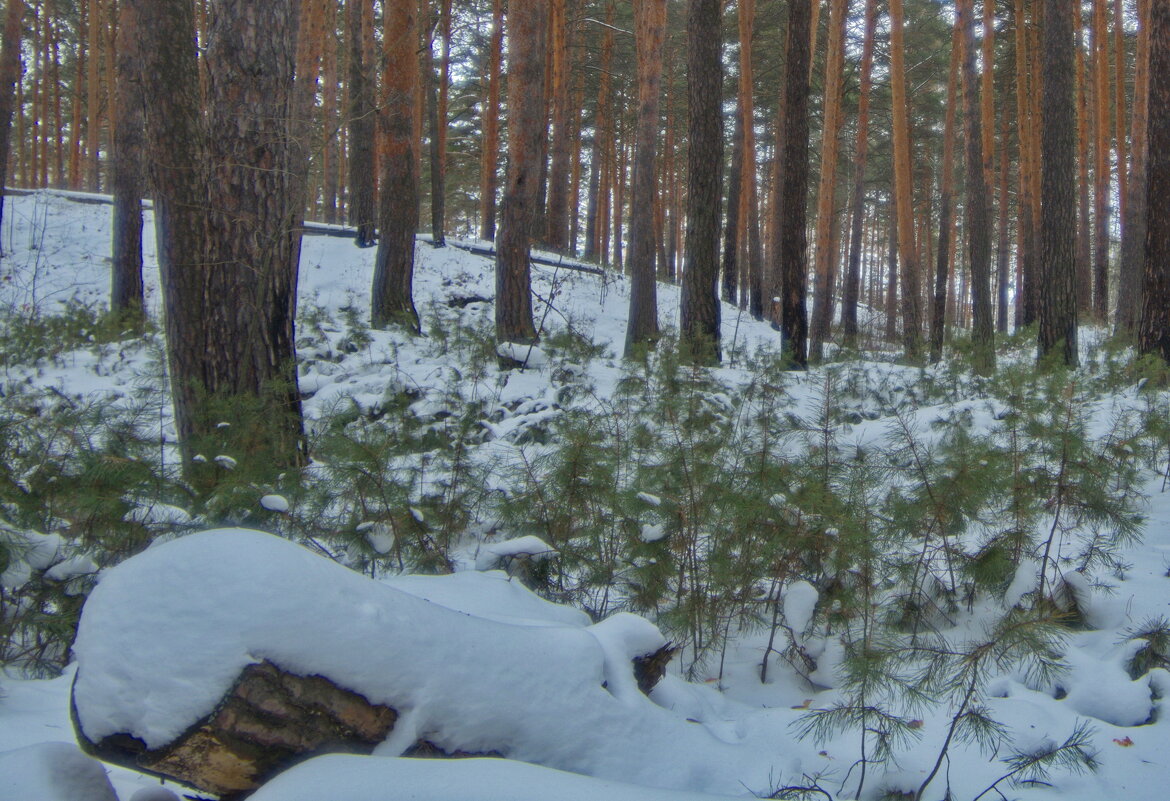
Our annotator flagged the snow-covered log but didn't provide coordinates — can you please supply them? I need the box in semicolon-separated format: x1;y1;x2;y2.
70;529;688;797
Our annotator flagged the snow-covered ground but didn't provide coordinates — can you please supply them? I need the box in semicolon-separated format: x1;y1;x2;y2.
2;192;1169;800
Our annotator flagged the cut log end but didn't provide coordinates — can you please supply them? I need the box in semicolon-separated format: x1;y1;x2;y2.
74;646;676;797
75;661;397;799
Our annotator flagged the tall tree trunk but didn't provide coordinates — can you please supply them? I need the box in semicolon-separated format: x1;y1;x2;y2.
1038;0;1079;366
1092;0;1110;320
612;108;626;270
426;46;446;247
569;69;585;253
84;0;100;189
885;210;898;341
623;0;666;357
0;0;23;249
111;0;144;317
479;0;503;241
584;4;614;262
435;0;450;243
129;0;307;477
980;0;995;184
960;0;995;373
203;0;306;466
931;19;961;365
808;0;847;362
346;0;376;247
372;0;420;331
1118;0;1150;332
1139;0;1170;361
889;0;922;358
680;0;722;364
996;87;1012;332
544;0;573;251
321;0;339;224
722;108;743;305
495;0;547;347
47;0;62;186
290;0;324;284
69;0;84;189
738;0;764;321
1113;0;1127;225
1075;6;1093;314
842;0;877;347
772;0;812;367
1014;0;1038;326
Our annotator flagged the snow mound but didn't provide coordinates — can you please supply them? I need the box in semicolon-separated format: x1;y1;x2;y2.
259;494;290;513
0;528;62;589
473;535;557;571
0;741;118;801
383;569;590;628
71;528;786;794
248;754;741;801
496;341;549;367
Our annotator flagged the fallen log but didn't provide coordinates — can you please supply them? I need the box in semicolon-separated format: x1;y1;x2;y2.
74;661;397;797
71;529;678;798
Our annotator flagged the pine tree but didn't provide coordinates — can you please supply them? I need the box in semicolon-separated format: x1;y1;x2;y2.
960;0;995;373
809;0;848;363
1138;0;1170;362
479;0;503;241
679;0;723;364
346;0;376;247
0;0;23;250
371;0;420;332
495;0;547;348
1038;0;1079;366
841;0;877;348
623;0;666;357
772;0;812;367
110;0;145;317
127;0;307;475
890;0;922;358
931;18;961;364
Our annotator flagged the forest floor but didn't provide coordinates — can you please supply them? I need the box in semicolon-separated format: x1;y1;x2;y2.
1;191;1169;800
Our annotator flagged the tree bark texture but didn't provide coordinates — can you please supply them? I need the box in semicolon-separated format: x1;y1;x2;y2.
722;108;743;306
960;0;995;373
1038;0;1079;366
111;0;145;315
495;0;547;346
479;0;503;241
203;0;306;464
890;0;922;359
1138;0;1170;361
679;0;723;364
1118;0;1151;333
738;0;764;321
1075;6;1093;315
128;0;306;475
426;46;446;247
809;0;848;363
931;19;961;365
773;0;812;367
1014;0;1039;327
842;0;877;348
544;0;573;251
372;0;420;332
1092;0;1110;320
346;0;376;247
623;0;666;357
0;0;23;248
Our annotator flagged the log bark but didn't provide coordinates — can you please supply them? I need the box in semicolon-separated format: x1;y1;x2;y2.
75;661;398;799
75;617;674;799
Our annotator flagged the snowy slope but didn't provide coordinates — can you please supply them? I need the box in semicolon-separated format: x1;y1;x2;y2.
1;192;1170;800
